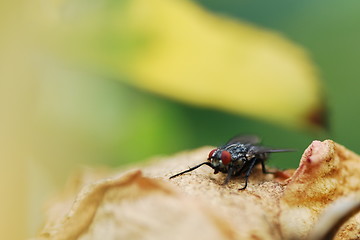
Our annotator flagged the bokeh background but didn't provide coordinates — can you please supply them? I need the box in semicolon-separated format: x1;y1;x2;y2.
1;0;360;239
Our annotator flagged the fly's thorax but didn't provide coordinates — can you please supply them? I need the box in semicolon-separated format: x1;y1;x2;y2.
223;143;251;157
231;156;246;168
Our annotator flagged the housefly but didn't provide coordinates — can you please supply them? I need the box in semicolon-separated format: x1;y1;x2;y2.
169;135;293;190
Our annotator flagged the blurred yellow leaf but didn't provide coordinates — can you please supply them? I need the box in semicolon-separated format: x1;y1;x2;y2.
54;0;324;129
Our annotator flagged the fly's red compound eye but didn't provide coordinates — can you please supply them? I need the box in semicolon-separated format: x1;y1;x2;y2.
221;151;232;165
208;149;217;159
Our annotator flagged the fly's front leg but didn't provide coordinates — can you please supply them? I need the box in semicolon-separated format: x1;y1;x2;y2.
222;167;234;185
169;162;215;179
239;158;257;190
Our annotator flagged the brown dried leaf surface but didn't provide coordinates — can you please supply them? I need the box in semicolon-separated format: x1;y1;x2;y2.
280;140;360;239
32;141;360;240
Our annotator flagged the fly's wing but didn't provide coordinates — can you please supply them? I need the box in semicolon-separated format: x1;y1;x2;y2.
226;135;261;145
253;146;296;153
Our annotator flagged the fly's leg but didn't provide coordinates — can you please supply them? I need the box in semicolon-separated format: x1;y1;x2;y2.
222;167;234;185
169;162;215;179
239;158;257;190
261;160;276;174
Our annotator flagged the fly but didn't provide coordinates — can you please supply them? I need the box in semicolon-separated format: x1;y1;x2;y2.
169;135;294;190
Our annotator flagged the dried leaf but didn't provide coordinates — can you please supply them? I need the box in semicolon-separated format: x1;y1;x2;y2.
280;140;360;239
32;141;360;240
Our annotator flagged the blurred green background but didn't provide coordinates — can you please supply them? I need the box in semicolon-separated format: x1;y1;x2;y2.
1;0;360;239
32;0;359;174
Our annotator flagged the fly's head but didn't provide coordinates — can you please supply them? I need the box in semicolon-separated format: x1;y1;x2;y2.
207;148;233;168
